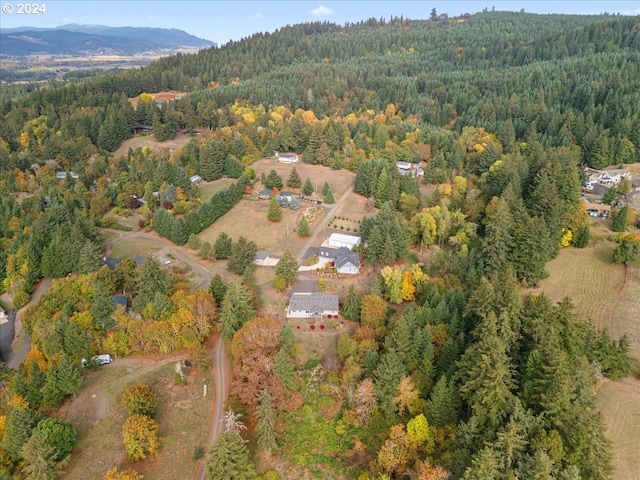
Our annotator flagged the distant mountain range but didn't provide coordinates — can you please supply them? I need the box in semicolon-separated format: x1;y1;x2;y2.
0;24;215;57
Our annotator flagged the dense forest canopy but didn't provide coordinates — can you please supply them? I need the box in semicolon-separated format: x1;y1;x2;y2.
0;9;638;480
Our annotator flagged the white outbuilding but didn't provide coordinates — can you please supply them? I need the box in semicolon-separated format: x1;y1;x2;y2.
327;233;361;250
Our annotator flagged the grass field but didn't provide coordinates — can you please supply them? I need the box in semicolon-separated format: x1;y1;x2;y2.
62;361;212;480
199;178;236;202
197;161;355;258
330;193;376;232
109;238;159;259
530;220;640;480
595;380;640;480
528;240;626;331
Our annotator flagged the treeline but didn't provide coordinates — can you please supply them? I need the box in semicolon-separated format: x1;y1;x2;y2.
153;175;250;245
2;12;639;171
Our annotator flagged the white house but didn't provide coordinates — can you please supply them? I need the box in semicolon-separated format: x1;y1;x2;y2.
286;293;339;319
328;233;361;250
276;151;300;164
397;161;424;177
586;167;631;187
335;248;361;274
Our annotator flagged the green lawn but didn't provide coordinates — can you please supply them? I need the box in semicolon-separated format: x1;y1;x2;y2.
109;239;160;259
199;178;236;202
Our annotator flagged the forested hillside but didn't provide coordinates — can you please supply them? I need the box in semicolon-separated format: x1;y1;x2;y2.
0;10;638;480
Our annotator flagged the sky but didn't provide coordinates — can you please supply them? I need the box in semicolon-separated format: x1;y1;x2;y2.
1;1;639;44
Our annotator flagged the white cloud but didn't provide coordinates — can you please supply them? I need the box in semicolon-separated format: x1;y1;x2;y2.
309;5;333;16
251;12;263;19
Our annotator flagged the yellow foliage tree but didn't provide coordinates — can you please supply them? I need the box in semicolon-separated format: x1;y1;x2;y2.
122;414;160;461
103;467;143;480
561;229;573;247
401;271;415;302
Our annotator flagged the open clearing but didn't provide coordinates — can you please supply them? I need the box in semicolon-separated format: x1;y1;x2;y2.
595;380;640;480
109;238;160;259
197;161;355;258
113;134;192;159
330;193;377;232
199;178;236;202
62;358;212;480
529;239;626;331
529;222;640;480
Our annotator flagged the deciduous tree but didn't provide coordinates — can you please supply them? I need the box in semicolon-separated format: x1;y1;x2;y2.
122;384;158;417
122;414;160;461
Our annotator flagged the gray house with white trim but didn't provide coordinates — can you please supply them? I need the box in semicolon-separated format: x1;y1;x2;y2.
286;293;339;319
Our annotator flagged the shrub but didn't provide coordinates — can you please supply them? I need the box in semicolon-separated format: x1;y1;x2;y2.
13;290;30;309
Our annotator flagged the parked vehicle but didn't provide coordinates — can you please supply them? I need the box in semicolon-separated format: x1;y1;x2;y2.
81;354;113;367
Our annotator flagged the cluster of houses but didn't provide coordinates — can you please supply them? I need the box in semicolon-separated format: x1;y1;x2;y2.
303;233;362;275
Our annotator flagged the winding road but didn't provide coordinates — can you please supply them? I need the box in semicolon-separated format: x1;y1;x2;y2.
105;230;229;479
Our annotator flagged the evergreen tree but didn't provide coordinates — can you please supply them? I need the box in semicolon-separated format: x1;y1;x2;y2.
611;205;629;232
322;181;331;196
303;178;314;195
573;224;590;248
267;196;283;222
2;405;42;459
256;388;277;452
134;256;168;309
206;432;259;480
76;240;102;275
219;281;256;340
273;348;297;392
324;187;335;204
56;353;84;397
264;169;283;189
342;285;360;321
374;348;407;417
425;376;460;428
21;436;69;480
286;167;302;188
482;197;514;276
227;237;258;275
214;232;233;260
209;273;228;305
298;216;311;237
275;251;298;284
31;417;78;462
41;363;64;408
25;361;46;408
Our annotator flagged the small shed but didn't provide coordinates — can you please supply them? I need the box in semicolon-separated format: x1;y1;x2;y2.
190;175;203;185
258;189;273;200
254;251;270;265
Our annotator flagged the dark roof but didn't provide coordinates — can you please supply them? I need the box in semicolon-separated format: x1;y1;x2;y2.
258;189;272;196
254;251;269;260
289;293;339;312
103;257;122;270
335;247;360;268
111;295;127;307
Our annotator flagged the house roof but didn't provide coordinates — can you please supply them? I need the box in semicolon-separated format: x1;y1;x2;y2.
258;188;272;196
254;251;270;260
112;295;127;307
335;247;360;268
289;293;339;312
328;233;361;246
103;257;122;270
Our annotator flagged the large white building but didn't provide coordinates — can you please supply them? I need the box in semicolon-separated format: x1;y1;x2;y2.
328;233;361;250
275;152;300;164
